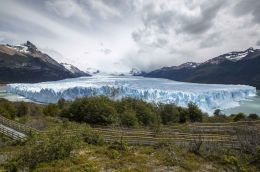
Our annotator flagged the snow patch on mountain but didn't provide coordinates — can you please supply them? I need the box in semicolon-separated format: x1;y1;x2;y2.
206;47;257;65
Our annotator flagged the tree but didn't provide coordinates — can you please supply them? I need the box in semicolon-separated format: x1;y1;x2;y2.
135;104;157;126
213;109;222;116
43;104;60;116
116;98;158;126
120;110;139;127
0;99;16;119
159;104;180;125
187;102;203;122
179;109;188;123
16;101;29;117
248;114;259;121
233;113;246;122
63;96;117;125
57;98;66;109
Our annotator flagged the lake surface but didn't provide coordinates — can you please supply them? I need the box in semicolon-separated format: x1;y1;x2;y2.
223;90;260;115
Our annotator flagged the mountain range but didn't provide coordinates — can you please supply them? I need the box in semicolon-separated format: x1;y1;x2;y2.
0;41;89;83
137;47;260;89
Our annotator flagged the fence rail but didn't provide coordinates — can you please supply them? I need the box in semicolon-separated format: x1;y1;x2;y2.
0;114;259;145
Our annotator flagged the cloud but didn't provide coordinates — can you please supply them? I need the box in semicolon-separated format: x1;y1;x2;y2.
180;0;226;34
257;40;260;46
0;0;259;73
45;0;90;23
233;0;260;24
200;32;223;48
99;48;112;55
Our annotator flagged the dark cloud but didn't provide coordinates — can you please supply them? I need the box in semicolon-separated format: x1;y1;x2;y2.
233;0;260;24
137;0;225;37
200;32;223;48
181;0;226;34
142;4;176;34
0;0;259;72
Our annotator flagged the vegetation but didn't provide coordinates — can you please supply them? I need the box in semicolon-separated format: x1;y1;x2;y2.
4;128;81;171
0;97;259;171
0;97;259;127
51;96;207;127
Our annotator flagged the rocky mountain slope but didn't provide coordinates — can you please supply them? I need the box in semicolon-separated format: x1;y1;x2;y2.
142;48;260;89
0;41;89;83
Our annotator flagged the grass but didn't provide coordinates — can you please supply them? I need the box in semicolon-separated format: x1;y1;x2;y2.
0;115;260;171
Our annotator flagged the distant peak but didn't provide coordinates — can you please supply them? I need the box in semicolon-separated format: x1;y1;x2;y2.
22;41;38;52
246;47;254;53
23;41;34;46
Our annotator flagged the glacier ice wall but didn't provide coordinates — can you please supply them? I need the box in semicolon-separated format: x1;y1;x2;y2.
7;76;256;113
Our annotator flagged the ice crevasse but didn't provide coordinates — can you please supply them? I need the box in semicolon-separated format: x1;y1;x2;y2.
7;75;256;114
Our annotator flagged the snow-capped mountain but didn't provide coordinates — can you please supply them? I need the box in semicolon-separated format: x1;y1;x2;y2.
129;68;146;76
0;41;90;83
61;63;86;76
176;62;200;69
143;47;260;89
204;47;257;65
6;41;60;66
85;67;101;75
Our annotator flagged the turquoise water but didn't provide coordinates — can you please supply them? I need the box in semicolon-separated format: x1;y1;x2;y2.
223;90;260;115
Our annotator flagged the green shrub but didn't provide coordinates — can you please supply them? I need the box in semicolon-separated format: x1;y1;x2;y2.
0;99;16;119
213;109;222;116
233;113;246;122
159;104;180;125
248;114;259;121
6;129;80;170
109;140;129;151
179;108;188;123
83;129;104;145
62;96;117;125
187;102;203;122
16;101;29;117
43;103;60;116
119;110;139;127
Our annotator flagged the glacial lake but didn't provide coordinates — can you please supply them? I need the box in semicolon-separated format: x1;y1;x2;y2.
1;83;259;115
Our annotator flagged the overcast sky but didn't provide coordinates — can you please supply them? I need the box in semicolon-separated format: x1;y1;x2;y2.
0;0;260;73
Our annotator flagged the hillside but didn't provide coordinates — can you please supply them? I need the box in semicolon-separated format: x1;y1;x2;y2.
0;41;90;83
0;98;259;171
143;48;260;89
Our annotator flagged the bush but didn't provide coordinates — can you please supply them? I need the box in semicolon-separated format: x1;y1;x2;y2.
43;103;60;116
57;96;206;126
179;108;188;123
213;109;222;116
248;114;259;121
83;129;104;145
16;101;29;117
187;102;203;122
0;99;16;119
117;98;158;126
109;140;128;151
159;104;180;125
57;98;66;109
119;110;139;127
233;113;246;122
63;96;117;125
7;129;80;170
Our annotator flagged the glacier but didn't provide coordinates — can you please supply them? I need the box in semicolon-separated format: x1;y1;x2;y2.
6;75;256;114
